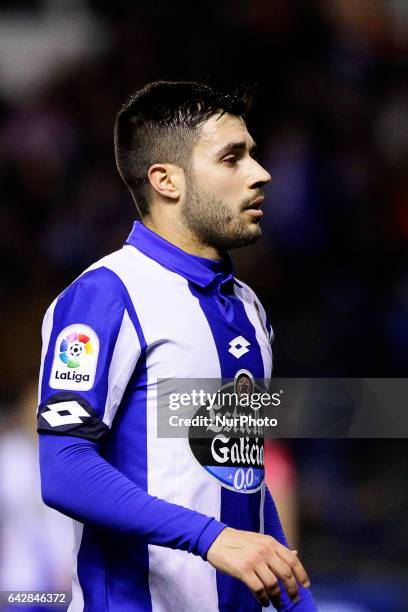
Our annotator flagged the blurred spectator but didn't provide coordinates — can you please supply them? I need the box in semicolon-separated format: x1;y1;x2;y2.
264;440;298;548
0;381;72;596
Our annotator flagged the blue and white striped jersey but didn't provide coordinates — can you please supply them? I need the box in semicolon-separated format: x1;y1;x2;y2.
38;221;315;612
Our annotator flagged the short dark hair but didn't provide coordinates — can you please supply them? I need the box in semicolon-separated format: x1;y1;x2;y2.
114;81;254;216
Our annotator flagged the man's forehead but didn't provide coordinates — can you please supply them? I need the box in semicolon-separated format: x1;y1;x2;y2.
196;113;254;151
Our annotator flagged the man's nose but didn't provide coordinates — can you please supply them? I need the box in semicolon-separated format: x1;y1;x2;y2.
250;161;272;188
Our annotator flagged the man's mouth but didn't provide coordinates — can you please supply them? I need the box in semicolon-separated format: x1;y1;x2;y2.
245;208;263;218
244;195;264;217
245;195;264;209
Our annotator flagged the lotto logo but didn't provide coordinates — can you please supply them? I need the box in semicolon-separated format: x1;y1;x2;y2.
228;336;250;359
41;400;91;427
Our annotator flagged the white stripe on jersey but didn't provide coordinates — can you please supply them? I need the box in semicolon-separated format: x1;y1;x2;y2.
68;521;84;612
102;244;221;612
37;298;58;409
233;282;273;381
103;309;140;428
259;482;266;535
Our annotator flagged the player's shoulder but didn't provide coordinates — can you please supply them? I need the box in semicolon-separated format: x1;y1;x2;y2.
43;241;167;321
45;246;134;314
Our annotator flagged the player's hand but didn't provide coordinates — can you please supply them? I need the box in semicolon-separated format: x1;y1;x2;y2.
206;527;311;608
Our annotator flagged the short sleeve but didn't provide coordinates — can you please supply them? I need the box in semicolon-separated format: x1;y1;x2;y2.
37;267;141;441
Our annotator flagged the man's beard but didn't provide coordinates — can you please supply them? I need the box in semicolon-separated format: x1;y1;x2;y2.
181;174;262;251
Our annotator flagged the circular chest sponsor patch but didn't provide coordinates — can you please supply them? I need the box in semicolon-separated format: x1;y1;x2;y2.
188;370;265;494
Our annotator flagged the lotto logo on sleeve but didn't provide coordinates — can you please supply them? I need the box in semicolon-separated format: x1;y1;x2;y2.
49;324;99;391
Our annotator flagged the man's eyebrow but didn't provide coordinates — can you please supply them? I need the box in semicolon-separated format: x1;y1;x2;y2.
215;141;258;158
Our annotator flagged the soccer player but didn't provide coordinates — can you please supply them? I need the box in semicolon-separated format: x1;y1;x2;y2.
37;81;316;611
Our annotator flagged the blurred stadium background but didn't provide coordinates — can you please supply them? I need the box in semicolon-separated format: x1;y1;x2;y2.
0;1;407;610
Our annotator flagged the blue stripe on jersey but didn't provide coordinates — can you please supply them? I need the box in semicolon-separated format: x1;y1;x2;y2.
76;526;107;612
217;491;263;612
188;282;265;380
188;281;264;612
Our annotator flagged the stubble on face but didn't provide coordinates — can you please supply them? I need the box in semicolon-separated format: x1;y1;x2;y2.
181;170;262;252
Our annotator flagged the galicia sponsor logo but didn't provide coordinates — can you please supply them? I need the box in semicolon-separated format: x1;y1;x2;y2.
210;434;264;466
190;433;264;493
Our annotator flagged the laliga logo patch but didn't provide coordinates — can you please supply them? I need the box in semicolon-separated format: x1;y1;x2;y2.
59;331;93;368
49;324;99;391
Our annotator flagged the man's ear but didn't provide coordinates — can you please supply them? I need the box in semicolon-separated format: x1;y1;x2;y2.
147;164;183;200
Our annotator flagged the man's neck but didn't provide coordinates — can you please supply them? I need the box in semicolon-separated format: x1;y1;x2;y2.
142;216;223;261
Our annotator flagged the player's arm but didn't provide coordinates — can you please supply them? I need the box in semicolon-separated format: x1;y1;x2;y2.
39;433;225;555
206;488;316;610
38;267;226;558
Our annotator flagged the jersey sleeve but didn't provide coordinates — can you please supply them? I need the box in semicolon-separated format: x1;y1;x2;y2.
39;433;227;558
37;266;140;441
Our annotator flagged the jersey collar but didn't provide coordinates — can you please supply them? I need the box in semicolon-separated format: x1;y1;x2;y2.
125;221;240;289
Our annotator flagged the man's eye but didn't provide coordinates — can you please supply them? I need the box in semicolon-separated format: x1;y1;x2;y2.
222;156;237;165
